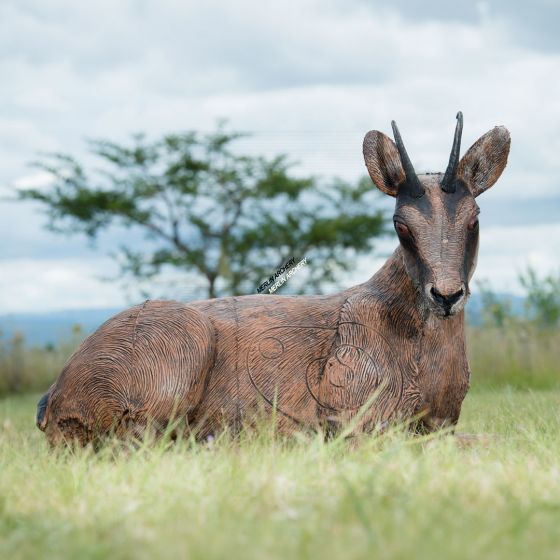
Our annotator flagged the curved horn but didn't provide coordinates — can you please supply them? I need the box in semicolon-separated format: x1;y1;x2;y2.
441;111;464;194
391;120;424;198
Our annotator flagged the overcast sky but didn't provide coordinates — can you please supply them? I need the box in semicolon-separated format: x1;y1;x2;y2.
1;0;559;313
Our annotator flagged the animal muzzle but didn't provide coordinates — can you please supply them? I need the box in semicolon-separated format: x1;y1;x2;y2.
425;282;467;317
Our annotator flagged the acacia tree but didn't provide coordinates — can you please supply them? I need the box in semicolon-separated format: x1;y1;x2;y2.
20;126;386;299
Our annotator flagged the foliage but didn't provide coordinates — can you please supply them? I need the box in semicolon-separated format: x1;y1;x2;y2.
466;270;560;388
519;266;560;327
467;324;560;389
475;279;513;328
19;126;386;298
0;328;83;397
2;319;560;398
2;391;560;560
475;267;560;330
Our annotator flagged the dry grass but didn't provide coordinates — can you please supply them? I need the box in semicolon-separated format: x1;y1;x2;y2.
1;324;559;397
468;325;560;389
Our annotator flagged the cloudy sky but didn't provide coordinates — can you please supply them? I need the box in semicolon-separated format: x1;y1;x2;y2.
1;0;559;313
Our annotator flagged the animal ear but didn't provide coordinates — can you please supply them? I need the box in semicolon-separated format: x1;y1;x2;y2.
363;130;405;197
457;126;510;197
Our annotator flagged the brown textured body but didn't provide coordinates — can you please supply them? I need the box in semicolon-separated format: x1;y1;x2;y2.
37;114;510;445
38;246;468;444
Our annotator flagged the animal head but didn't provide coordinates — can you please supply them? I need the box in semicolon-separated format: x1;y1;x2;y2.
363;112;510;317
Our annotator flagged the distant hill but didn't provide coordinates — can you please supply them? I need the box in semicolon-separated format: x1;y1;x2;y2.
0;293;525;347
465;293;525;325
0;308;123;346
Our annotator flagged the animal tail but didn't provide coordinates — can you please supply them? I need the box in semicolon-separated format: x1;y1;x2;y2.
36;392;50;431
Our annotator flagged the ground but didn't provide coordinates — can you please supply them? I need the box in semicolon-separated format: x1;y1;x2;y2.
1;389;560;560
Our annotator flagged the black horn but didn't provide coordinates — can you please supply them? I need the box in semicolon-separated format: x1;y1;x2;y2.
391;120;424;198
441;111;464;194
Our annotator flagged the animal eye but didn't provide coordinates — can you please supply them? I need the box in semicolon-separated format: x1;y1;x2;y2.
467;216;479;231
394;221;410;238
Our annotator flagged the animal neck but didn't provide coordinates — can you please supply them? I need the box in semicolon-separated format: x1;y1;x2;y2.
362;246;431;330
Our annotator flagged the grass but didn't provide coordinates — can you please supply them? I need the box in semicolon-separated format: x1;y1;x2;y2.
0;330;81;396
2;324;560;397
468;325;560;389
1;389;560;560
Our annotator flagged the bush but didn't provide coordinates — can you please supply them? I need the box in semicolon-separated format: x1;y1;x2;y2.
467;323;560;390
1;321;559;397
0;327;84;397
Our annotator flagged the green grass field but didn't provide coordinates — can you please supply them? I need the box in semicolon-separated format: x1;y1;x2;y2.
1;389;560;560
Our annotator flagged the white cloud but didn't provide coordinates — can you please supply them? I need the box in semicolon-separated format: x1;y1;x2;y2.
0;0;559;311
12;171;52;190
0;257;126;313
475;223;560;294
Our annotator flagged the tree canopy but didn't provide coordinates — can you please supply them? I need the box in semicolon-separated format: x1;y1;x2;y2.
20;125;387;299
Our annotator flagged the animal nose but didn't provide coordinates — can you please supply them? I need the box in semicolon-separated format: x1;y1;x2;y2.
430;286;464;308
